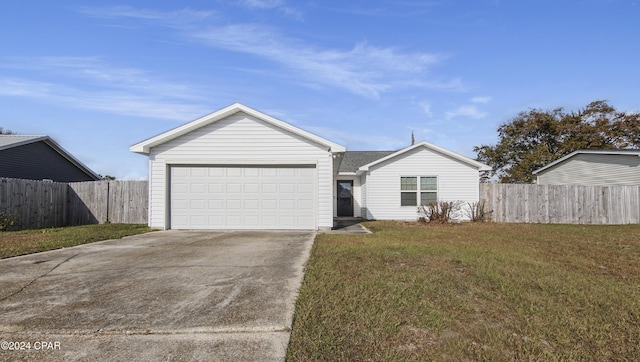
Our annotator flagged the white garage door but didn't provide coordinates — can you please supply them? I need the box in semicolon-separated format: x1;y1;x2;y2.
170;166;316;230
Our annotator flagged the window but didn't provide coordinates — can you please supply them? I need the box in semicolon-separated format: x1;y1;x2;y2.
400;176;437;206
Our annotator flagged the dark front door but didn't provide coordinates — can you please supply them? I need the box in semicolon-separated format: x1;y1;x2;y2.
337;181;354;217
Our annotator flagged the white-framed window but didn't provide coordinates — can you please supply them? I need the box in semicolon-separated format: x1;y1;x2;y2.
400;176;438;206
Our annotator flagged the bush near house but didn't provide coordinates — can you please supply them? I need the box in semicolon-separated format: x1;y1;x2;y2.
287;221;640;361
417;200;490;223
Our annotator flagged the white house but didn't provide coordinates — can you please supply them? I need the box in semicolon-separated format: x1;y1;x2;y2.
131;103;491;230
533;149;640;185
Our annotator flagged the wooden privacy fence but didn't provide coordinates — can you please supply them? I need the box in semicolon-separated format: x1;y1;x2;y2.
0;178;148;230
480;183;640;224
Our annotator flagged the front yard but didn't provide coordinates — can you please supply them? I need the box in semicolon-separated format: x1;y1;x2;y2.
0;224;153;259
287;221;640;361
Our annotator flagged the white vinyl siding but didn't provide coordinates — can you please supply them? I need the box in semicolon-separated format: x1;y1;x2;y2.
537;153;640;185
147;111;333;230
359;174;367;218
363;147;480;220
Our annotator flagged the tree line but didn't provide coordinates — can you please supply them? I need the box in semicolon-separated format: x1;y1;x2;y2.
474;100;640;183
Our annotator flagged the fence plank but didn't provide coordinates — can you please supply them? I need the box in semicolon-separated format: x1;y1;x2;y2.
107;180;148;224
480;183;640;224
1;178;147;230
0;178;68;229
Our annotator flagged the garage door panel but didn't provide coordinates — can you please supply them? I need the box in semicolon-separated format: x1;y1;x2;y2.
262;168;278;177
208;168;224;177
173;168;189;177
244;199;259;208
190;200;206;209
262;199;277;209
208;183;224;193
298;215;314;225
262;215;277;226
262;183;277;193
298;168;315;177
245;168;260;177
227;183;242;193
280;199;295;209
227;168;242;177
171;166;315;229
244;183;260;193
172;183;189;193
172;199;188;209
299;199;314;209
191;168;207;177
245;215;259;226
190;215;206;225
208;199;224;209
279;168;295;177
209;215;224;224
226;199;242;209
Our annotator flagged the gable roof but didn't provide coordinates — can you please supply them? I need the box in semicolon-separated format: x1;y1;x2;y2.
0;135;47;150
533;149;640;175
338;151;396;173
0;135;101;180
351;141;491;174
130;103;346;154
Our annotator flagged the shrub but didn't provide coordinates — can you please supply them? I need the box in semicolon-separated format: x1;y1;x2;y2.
0;212;18;231
466;200;491;222
418;201;455;224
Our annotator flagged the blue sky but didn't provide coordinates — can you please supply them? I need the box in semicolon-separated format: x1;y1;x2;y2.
1;0;638;179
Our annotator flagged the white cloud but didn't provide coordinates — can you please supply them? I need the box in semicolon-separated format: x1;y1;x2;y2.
445;105;487;120
0;57;211;121
190;24;445;98
78;6;214;25
79;6;454;99
418;101;433;117
471;96;491;104
235;0;303;20
238;0;284;9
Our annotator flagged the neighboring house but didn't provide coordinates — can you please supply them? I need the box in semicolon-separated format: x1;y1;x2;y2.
533;149;640;186
130;103;491;230
0;135;100;182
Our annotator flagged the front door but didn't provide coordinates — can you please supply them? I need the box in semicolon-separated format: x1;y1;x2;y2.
336;180;353;217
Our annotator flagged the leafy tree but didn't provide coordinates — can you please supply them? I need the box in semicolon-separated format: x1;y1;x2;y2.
0;127;15;135
475;100;640;183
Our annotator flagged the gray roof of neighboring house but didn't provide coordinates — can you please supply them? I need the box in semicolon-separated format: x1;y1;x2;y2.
0;135;101;181
533;149;640;174
338;151;396;173
0;135;47;150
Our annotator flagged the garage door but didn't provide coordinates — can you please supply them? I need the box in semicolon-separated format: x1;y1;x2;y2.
170;166;316;230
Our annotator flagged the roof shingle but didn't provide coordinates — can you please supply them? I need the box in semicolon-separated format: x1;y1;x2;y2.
338;151;396;173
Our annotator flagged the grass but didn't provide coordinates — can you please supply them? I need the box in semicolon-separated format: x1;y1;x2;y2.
0;224;154;259
287;221;640;361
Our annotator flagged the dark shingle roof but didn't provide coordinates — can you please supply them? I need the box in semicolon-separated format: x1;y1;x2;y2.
338;151;396;173
0;135;101;181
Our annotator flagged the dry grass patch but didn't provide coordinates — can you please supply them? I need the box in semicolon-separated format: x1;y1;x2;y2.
287;221;640;361
0;224;153;259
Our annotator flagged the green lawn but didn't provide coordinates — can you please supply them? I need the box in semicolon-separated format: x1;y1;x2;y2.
287;221;640;361
0;224;154;259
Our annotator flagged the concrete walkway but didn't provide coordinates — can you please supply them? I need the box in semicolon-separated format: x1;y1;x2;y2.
323;217;372;234
0;230;315;361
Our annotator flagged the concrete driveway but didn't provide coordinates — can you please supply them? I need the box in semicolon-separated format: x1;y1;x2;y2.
0;230;315;361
